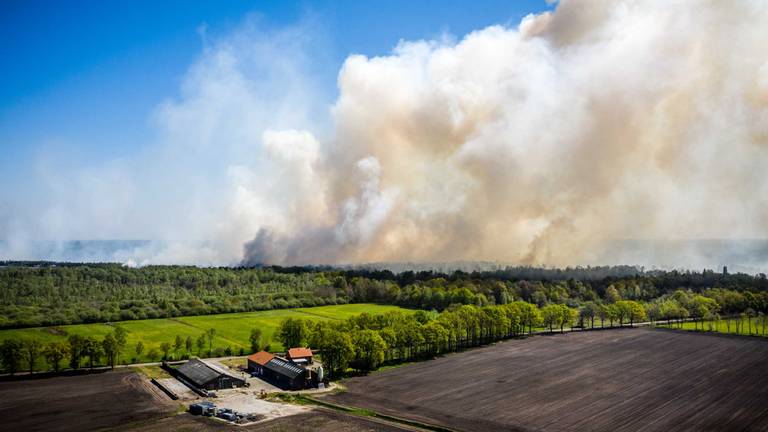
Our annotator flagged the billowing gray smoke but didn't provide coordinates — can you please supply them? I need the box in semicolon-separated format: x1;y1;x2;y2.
2;1;767;270
241;0;768;268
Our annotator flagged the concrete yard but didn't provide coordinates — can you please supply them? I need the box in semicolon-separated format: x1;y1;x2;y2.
195;387;311;423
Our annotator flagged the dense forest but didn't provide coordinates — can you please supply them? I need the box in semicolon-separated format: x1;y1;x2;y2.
1;261;768;329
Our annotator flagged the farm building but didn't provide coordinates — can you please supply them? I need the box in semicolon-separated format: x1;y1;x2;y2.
247;350;274;375
175;358;246;391
248;349;323;390
261;356;311;390
287;347;313;364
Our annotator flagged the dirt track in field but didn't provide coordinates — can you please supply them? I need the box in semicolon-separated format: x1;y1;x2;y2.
327;328;768;432
0;370;175;432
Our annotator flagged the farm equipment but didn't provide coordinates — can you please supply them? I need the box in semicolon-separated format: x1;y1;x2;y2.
188;401;216;416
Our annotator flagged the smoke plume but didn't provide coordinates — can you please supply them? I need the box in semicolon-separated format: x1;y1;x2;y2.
242;0;768;267
2;1;768;270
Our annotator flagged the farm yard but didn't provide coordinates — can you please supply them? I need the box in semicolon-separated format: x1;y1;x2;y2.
326;328;768;432
0;304;408;368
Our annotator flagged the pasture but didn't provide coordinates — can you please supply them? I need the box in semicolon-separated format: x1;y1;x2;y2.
0;304;408;368
327;328;768;432
657;317;768;337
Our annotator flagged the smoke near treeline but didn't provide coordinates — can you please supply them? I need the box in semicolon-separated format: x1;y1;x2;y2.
243;1;768;268
2;1;768;270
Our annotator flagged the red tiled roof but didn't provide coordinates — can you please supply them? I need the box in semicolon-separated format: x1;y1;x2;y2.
287;347;313;358
247;351;274;366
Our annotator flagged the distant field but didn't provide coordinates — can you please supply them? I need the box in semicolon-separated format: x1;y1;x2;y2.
657;318;768;337
328;328;768;432
0;304;409;368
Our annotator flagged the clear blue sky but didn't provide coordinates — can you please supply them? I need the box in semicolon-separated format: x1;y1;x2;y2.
0;0;551;185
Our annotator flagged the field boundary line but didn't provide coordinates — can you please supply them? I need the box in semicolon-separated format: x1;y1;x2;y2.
298;394;458;432
293;309;344;320
167;318;202;329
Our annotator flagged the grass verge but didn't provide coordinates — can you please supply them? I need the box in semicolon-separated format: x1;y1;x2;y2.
270;392;456;432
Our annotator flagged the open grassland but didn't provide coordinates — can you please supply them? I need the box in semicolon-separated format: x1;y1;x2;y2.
327;328;768;432
657;317;768;337
0;304;409;368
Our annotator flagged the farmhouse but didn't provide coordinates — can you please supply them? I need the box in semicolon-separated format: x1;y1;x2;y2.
247;350;274;375
287;347;313;364
247;348;322;390
176;358;246;391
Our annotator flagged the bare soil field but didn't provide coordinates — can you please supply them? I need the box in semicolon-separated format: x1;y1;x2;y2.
118;410;413;432
0;370;176;432
327;328;768;432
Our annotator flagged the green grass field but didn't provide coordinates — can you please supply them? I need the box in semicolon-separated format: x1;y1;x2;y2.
0;304;410;370
657;317;768;337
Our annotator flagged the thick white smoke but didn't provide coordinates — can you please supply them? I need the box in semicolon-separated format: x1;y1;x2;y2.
243;0;768;267
2;1;768;269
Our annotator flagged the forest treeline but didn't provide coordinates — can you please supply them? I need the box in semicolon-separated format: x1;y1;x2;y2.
1;262;768;328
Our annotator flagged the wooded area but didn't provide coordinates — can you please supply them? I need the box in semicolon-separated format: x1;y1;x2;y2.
1;262;767;329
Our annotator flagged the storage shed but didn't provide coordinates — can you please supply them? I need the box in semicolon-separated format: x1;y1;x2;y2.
287;347;313;365
176;358;246;391
261;357;311;390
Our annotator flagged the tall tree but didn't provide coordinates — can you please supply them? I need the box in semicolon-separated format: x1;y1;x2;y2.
249;328;263;353
68;334;85;369
196;334;206;355
114;326;128;364
541;304;560;333
102;333;118;369
205;328;217;357
0;339;22;375
160;342;172;360
135;341;145;360
354;330;387;372
82;337;102;369
556;305;575;333
22;339;42;374
320;329;354;378
43;342;69;372
276;318;307;349
605;285;621;303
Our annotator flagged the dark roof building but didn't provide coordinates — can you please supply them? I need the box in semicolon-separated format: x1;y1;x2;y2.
262;356;309;390
248;354;312;390
176;358;246;391
247;350;274;377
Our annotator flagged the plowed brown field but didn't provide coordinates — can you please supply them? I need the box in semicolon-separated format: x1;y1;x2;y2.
327;328;768;432
0;370;174;432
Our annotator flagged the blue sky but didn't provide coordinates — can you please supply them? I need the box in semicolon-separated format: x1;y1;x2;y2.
0;0;551;182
